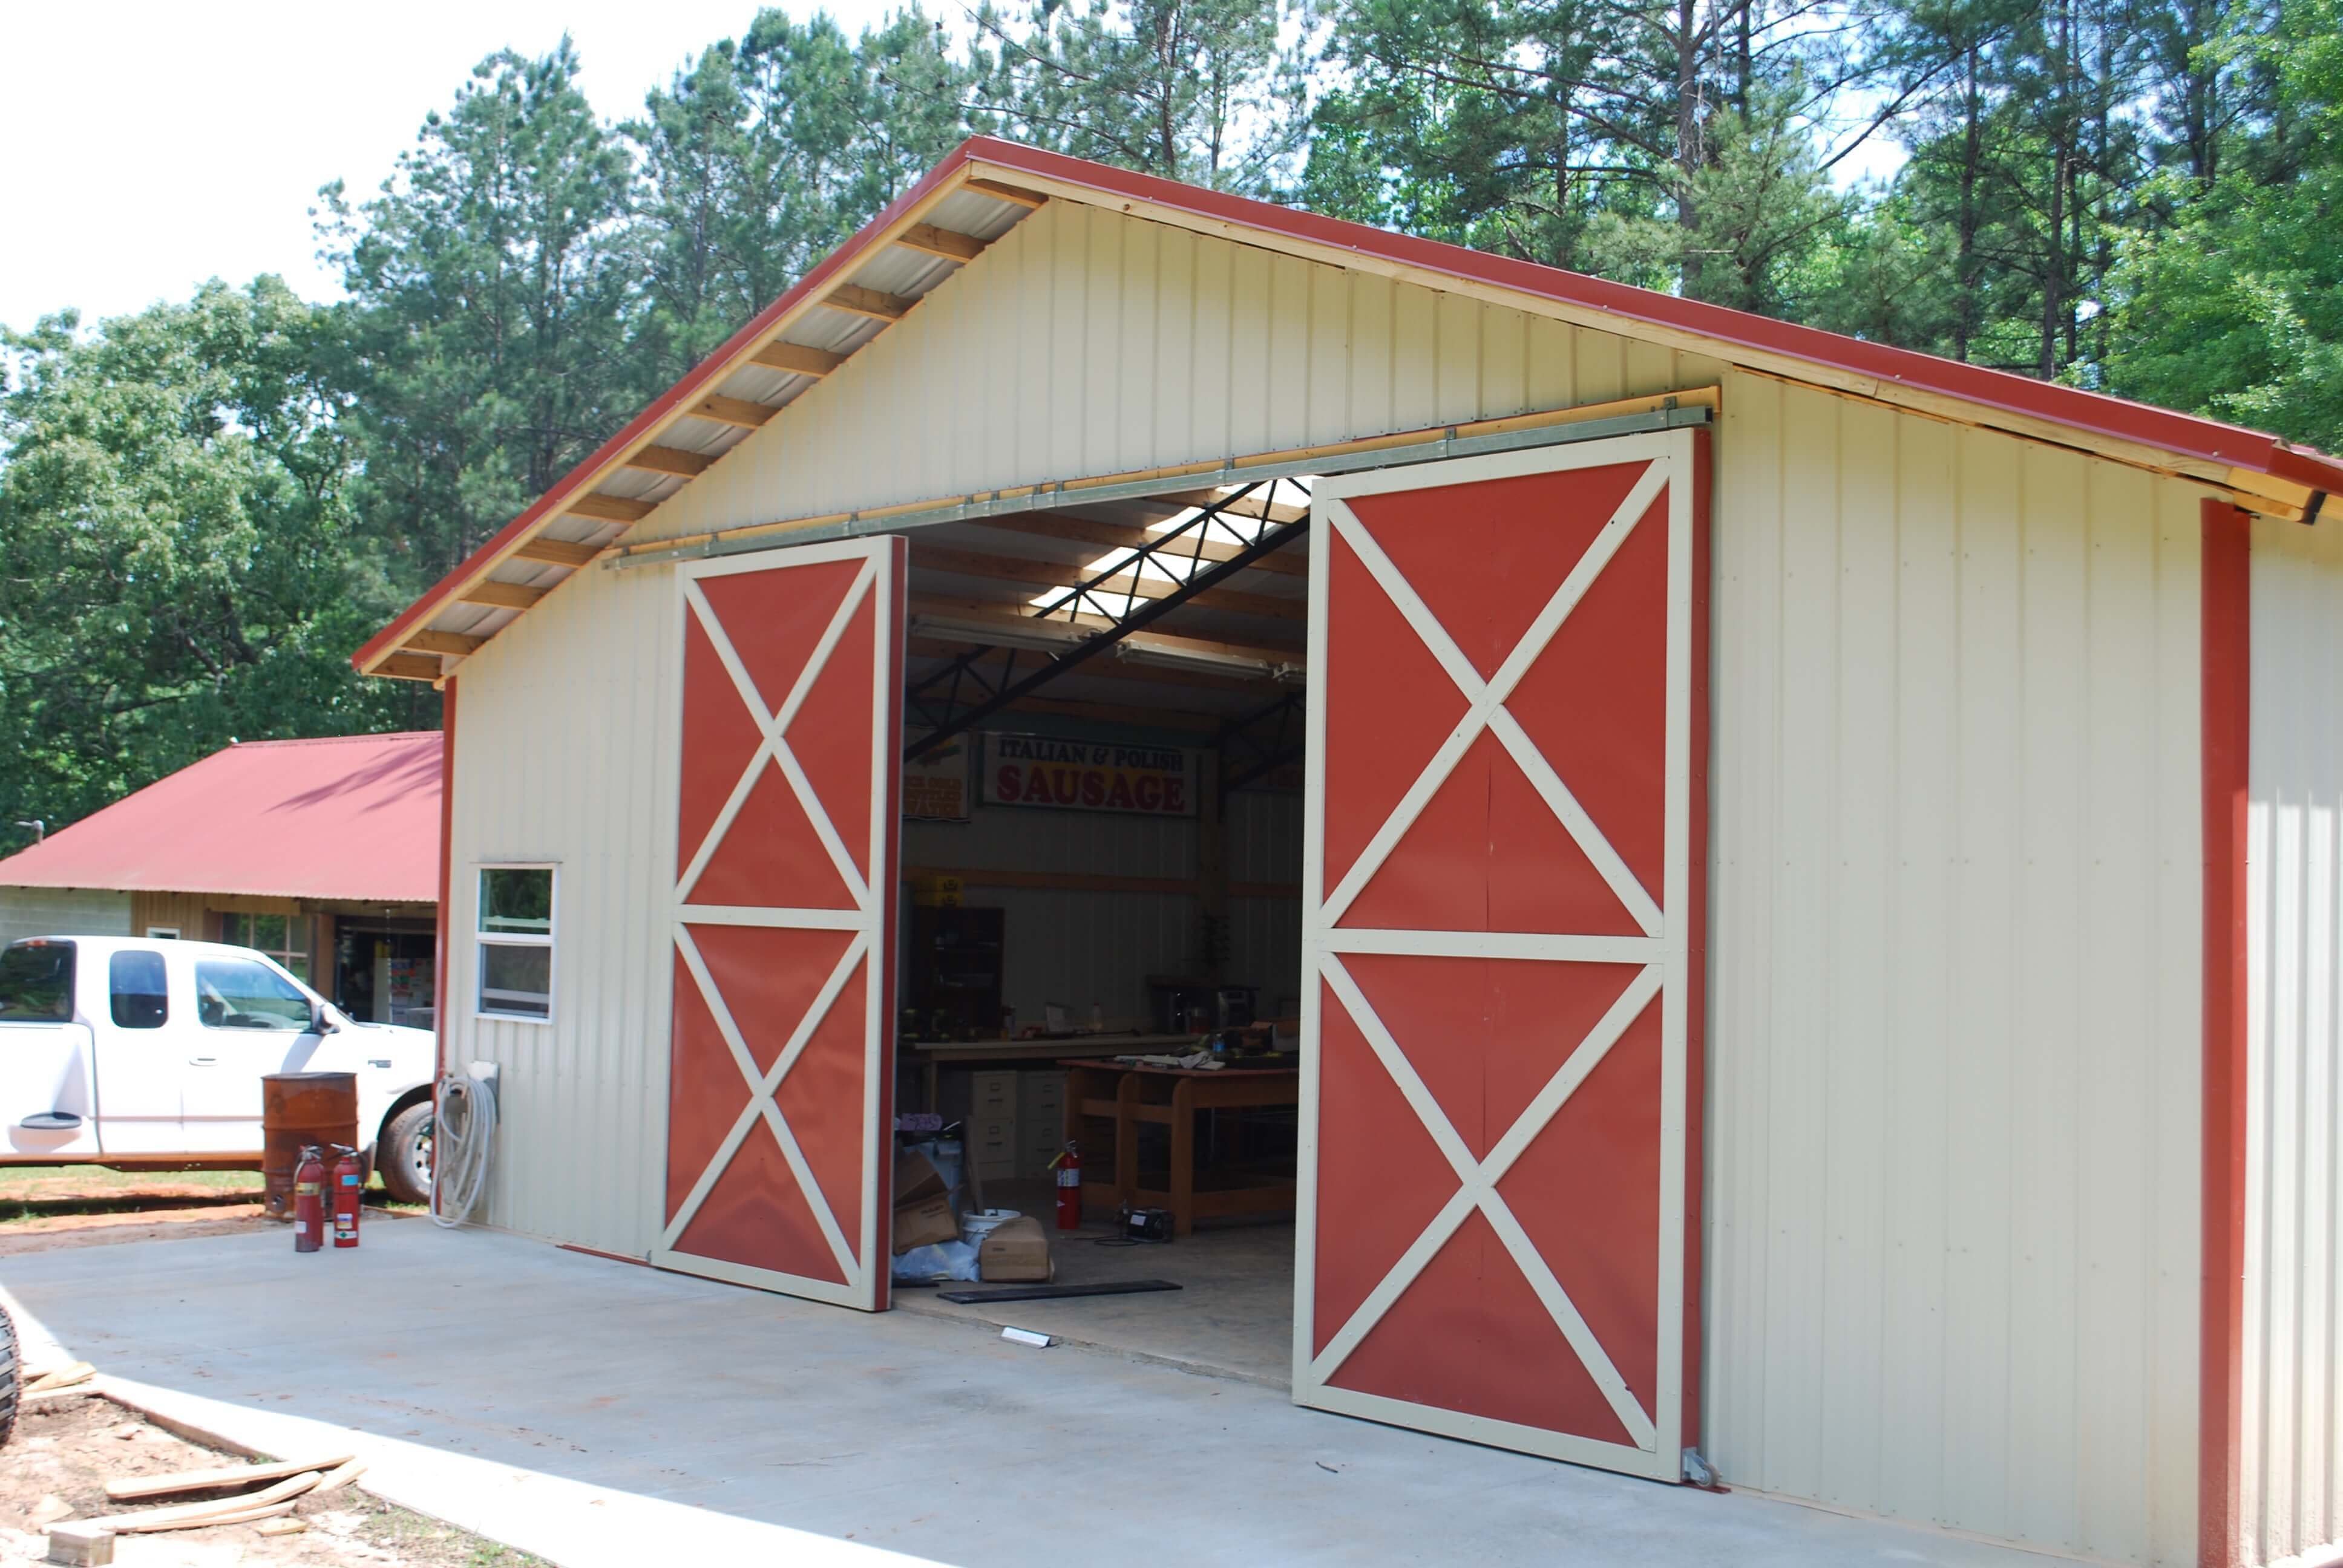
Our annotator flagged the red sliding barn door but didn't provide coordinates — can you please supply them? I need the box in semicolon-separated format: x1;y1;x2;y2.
654;537;905;1312
1294;430;1709;1478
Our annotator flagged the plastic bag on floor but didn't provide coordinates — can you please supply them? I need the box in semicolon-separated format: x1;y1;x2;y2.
892;1238;980;1282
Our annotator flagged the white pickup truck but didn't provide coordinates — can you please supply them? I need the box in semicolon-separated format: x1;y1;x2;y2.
0;935;437;1203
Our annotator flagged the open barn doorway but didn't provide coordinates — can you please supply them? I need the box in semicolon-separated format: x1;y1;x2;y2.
890;476;1312;1385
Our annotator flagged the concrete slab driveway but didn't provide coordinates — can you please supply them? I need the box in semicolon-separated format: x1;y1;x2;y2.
3;1223;2059;1567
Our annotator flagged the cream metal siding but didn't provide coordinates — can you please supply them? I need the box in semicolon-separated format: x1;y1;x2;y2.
444;555;681;1257
2244;512;2343;1568
629;200;1726;549
0;886;130;944
443;200;2213;1560
1701;374;2207;1566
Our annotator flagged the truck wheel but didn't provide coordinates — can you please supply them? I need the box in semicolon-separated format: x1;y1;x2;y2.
379;1102;434;1206
0;1302;18;1449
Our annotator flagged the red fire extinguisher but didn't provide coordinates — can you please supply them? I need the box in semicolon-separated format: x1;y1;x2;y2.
1050;1142;1082;1230
292;1145;326;1253
331;1146;364;1249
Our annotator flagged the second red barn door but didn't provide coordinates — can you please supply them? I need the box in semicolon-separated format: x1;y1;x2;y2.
654;537;905;1312
1294;431;1709;1480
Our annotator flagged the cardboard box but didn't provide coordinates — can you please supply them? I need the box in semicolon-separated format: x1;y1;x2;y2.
893;1194;959;1253
978;1215;1053;1282
891;1150;959;1254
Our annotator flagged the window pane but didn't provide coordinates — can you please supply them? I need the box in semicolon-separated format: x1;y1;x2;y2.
252;913;287;952
108;950;168;1030
0;941;74;1022
194;958;312;1031
218;913;247;947
479;869;552;935
479;942;551;1019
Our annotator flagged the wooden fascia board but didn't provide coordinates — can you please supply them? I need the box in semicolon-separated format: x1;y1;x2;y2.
968;155;2301;511
895;223;990;263
821;283;916;322
688;394;779;430
511;537;602;568
356;162;1014;676
460;581;547;610
565;493;656;524
405;629;487;656
622;445;716;478
376;653;443;682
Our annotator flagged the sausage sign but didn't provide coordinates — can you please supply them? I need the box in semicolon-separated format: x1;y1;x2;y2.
982;733;1199;817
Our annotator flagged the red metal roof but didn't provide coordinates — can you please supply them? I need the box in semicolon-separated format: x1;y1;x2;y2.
358;136;2343;671
0;733;442;903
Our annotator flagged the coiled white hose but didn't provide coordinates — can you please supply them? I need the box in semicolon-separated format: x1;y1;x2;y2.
429;1070;498;1229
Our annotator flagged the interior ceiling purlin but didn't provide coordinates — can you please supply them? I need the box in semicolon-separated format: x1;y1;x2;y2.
903;480;1314;757
359;138;2342;688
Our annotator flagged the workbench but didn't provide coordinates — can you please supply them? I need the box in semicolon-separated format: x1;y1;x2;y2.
907;1033;1205;1114
1060;1059;1300;1235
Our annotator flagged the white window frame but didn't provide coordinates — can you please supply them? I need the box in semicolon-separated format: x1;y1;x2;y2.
474;863;556;1025
145;926;180;939
217;912;311;981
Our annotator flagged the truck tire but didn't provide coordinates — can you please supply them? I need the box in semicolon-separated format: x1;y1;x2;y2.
378;1101;434;1206
0;1302;18;1449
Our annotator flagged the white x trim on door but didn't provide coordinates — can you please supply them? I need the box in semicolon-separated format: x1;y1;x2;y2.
1294;430;1702;1482
654;537;902;1312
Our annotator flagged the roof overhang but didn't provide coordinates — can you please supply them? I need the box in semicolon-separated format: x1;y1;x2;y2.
357;137;2342;684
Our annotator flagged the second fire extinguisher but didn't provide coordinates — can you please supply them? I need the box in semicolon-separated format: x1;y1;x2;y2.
293;1145;326;1253
1049;1142;1082;1230
332;1146;364;1248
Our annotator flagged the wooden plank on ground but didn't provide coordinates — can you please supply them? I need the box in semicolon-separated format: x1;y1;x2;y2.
105;1454;355;1503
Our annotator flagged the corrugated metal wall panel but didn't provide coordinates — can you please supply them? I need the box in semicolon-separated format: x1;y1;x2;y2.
2245;512;2343;1568
442;554;679;1258
1700;372;2205;1567
629;203;1726;548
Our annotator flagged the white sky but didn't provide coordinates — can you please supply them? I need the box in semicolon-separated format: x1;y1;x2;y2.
0;1;925;333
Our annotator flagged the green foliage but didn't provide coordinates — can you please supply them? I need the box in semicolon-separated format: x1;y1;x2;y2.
969;0;1316;190
0;280;419;836
318;39;640;583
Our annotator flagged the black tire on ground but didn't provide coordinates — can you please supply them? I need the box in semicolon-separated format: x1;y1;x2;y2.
379;1101;434;1206
0;1301;18;1449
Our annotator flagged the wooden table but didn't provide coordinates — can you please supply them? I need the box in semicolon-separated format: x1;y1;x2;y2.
1060;1059;1300;1235
907;1034;1204;1112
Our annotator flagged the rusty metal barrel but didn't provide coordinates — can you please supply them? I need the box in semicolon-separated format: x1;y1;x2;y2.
262;1072;357;1220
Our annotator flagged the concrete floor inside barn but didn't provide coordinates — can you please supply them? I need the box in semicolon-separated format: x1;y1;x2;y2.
1;1221;2065;1567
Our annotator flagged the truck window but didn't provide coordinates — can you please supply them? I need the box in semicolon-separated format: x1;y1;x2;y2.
108;950;169;1029
0;941;74;1022
194;958;311;1031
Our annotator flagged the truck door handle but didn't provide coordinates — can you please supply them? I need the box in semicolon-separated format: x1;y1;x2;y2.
188;1054;218;1066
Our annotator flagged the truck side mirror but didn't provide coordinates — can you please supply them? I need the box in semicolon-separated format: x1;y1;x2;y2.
310;1003;338;1036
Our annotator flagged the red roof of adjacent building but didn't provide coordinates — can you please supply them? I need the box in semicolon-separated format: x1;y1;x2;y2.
0;733;442;903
